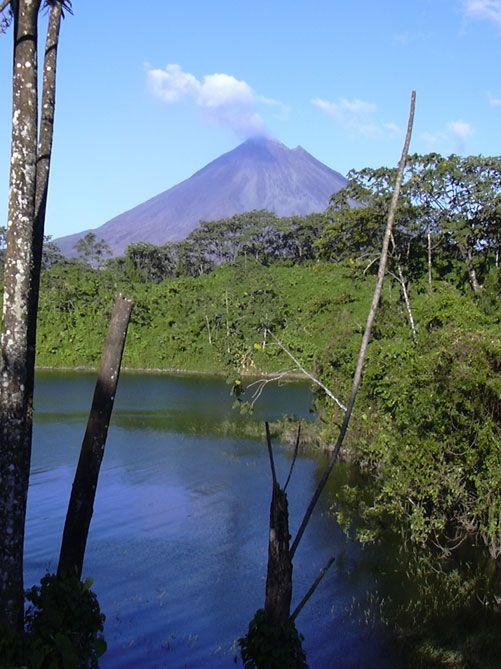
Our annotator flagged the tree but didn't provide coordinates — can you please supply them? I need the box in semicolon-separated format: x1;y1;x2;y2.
42;235;64;269
74;232;112;269
318;154;501;292
123;241;175;283
0;0;68;631
405;153;501;292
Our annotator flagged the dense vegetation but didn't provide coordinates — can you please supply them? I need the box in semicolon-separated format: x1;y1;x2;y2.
1;152;499;666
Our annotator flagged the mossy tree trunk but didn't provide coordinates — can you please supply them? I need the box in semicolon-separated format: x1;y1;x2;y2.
0;0;41;632
0;0;65;630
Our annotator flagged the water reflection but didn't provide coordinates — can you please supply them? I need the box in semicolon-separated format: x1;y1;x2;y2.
26;371;400;668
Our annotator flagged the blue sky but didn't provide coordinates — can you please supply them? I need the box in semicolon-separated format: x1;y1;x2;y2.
0;0;500;240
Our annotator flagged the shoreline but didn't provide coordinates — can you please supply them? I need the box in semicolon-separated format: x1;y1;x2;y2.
35;365;308;382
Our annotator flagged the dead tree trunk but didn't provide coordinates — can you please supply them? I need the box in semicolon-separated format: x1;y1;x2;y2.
290;91;416;560
58;294;133;578
264;481;293;627
464;247;482;293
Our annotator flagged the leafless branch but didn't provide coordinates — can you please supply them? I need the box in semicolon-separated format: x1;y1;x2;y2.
284;423;301;492
386;268;417;342
290;91;416;560
246;371;291;408
363;256;379;274
290;556;335;622
266;329;347;412
265;421;277;486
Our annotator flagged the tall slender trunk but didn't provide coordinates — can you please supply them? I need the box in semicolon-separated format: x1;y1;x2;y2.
395;263;417;342
427;229;432;292
0;0;41;632
290;91;416;560
204;314;212;345
58;295;133;578
465;247;481;293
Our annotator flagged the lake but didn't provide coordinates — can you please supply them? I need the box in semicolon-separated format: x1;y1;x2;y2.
26;371;401;668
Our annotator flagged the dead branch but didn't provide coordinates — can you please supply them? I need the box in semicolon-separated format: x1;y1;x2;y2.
246;371;291;408
290;91;416;560
290;555;335;622
284;424;301;492
266;329;347;412
265;421;277;486
388;232;417;341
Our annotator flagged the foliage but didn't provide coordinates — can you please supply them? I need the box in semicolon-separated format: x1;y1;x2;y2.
121;241;176;283
0;574;106;669
317;153;500;291
42;236;64;270
239;609;307;669
329;284;500;560
73;233;111;269
347;544;501;669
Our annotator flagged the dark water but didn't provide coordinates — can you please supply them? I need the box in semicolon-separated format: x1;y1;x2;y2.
26;371;401;668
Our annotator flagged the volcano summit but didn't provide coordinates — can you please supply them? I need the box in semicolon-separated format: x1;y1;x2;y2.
56;137;347;256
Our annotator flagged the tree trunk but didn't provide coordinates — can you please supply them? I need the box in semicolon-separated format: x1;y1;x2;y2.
290;91;416;559
264;481;293;627
0;0;41;632
427;229;432;292
465;247;481;293
58;295;133;578
395;263;417;342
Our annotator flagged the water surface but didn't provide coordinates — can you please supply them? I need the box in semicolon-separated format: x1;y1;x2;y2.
26;371;400;668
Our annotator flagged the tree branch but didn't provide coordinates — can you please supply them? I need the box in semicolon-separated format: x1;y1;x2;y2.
266;329;347;412
265;421;277;486
284;423;301;492
290;556;335;622
290;90;416;560
246;371;291;408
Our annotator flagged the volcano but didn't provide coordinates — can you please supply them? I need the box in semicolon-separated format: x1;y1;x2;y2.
55;137;347;256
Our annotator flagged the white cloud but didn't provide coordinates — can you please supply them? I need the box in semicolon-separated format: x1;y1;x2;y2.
421;130;442;151
147;64;199;103
311;97;400;139
197;73;255;108
146;63;280;136
488;91;501;105
463;0;501;28
448;120;474;139
420;120;475;153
